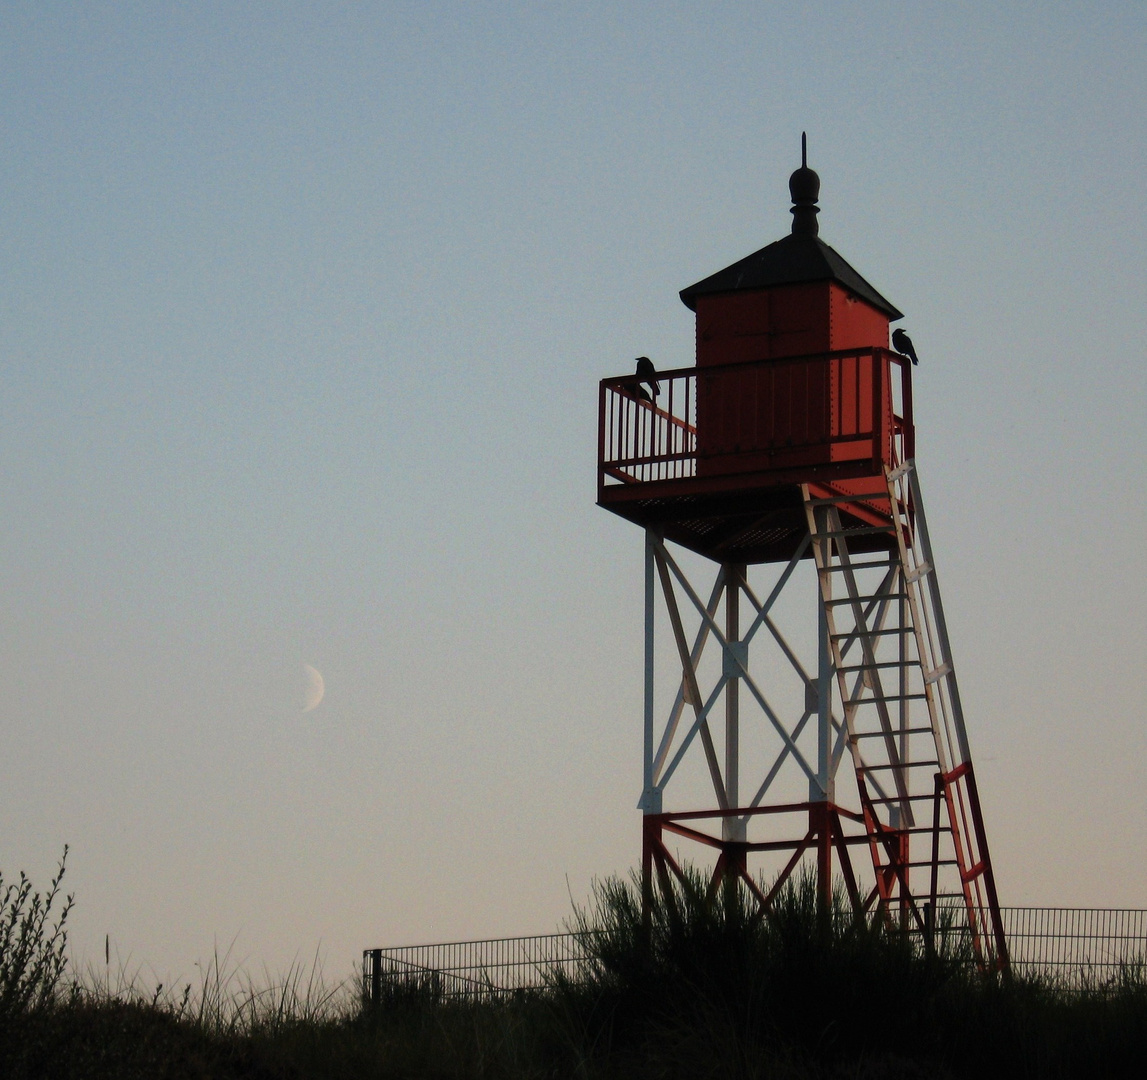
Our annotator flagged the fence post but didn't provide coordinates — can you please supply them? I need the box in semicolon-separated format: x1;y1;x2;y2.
369;948;382;1006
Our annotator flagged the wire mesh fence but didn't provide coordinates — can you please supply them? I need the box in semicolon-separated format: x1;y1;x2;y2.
1003;908;1147;982
363;932;592;1001
363;908;1147;1001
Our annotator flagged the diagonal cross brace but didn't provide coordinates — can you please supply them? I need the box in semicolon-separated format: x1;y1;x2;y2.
654;539;818;788
656;676;731;792
654;546;729;809
651;570;725;783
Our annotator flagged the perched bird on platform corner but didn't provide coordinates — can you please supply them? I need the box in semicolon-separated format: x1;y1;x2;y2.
892;328;920;366
635;355;660;399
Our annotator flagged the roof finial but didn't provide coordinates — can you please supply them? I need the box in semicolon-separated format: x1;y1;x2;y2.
789;131;820;237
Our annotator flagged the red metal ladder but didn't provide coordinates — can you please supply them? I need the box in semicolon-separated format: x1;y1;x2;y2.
803;462;1008;971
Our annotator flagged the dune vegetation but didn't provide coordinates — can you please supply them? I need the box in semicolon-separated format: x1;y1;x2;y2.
2;851;1145;1079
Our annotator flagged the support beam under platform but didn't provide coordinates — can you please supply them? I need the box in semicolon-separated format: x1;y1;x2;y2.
637;462;1007;972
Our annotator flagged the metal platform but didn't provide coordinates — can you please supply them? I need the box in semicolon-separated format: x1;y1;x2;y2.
597;348;913;564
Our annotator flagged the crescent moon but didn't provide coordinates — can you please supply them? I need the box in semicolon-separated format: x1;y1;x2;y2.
302;663;325;713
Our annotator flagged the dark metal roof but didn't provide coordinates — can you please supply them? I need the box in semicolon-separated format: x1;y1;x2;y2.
679;232;903;319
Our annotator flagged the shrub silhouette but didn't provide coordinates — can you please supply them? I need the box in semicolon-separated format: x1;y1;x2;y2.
0;847;72;1020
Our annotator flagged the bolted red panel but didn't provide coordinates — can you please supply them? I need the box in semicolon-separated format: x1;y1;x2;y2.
828;282;890;351
695;283;831;367
825;285;892;465
696;354;834;476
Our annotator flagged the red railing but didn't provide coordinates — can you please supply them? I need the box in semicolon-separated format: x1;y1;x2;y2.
599;366;698;486
599;348;913;492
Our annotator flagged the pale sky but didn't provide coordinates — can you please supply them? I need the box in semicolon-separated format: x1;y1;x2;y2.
1;3;1144;983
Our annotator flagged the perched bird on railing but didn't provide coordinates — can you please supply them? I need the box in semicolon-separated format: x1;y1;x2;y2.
635;356;660;400
892;328;920;366
625;378;653;402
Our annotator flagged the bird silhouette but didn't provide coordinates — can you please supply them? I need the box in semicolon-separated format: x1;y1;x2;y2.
892;328;919;366
635;356;660;399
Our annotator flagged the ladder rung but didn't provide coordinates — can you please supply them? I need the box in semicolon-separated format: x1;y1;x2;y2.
861;761;941;773
887;463;913;482
824;593;908;607
839;660;922;672
848;693;929;704
831;628;905;641
819;561;896;573
873;859;959;870
924;663;952;685
853;726;935;738
905;562;932;582
867;793;937;805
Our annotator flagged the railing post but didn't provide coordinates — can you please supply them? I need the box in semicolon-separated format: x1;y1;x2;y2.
902;355;915;461
597;380;607;501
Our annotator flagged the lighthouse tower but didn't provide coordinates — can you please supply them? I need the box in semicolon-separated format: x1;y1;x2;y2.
597;142;1007;969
